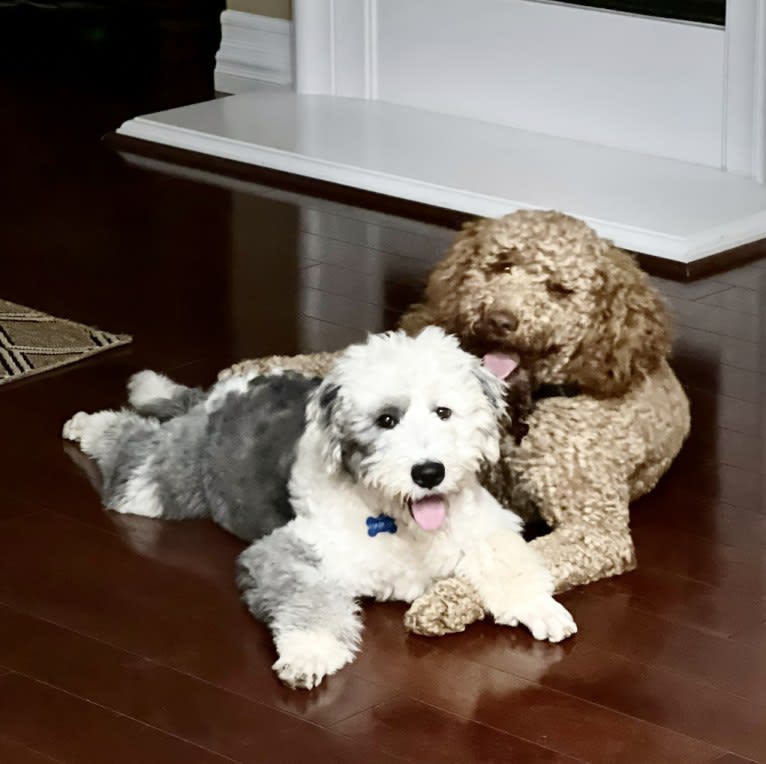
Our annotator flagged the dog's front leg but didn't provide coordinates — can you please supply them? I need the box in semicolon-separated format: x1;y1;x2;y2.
456;530;577;643
528;485;635;593
237;533;362;690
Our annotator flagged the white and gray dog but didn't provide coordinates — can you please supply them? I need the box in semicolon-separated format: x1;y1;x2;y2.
63;327;576;689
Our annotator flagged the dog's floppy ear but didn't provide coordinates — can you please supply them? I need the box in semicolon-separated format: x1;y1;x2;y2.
473;363;506;419
472;362;508;464
307;378;345;472
565;247;671;398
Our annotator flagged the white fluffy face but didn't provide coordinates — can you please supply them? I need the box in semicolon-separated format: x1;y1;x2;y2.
309;328;505;529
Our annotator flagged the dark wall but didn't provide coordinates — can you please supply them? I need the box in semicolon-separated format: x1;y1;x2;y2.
552;1;725;25
0;1;226;101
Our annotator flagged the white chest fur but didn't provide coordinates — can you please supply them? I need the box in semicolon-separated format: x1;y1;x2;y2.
289;468;520;603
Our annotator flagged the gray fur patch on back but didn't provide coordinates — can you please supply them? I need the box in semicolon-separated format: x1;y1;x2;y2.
203;372;321;540
135;387;205;421
90;371;320;542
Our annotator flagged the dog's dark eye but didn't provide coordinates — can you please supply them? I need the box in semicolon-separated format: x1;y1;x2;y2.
376;413;398;429
435;407;452;420
490;247;521;274
546;280;574;298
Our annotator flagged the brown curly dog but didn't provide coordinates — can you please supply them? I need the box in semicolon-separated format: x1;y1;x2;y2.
220;210;690;636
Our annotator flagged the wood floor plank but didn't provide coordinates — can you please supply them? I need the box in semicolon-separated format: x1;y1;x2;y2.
709;755;762;764
0;736;64;764
675;324;765;375
669;294;764;343
0;512;397;729
673;356;766;404
0;498;39;527
299;316;368;353
589;566;765;637
269;190;458;244
300;286;399;333
631;484;766;553
669;460;766;513
298;207;448;261
350;605;720;764
0;607;401;764
302;261;422;312
699;285;762;315
708;262;766;289
674;425;765;475
333;697;582;764
685;387;763;438
631;525;766;595
414;606;766;762
731;620;766;648
0;673;233;764
559;589;766;704
0;511;237;623
650;276;733;301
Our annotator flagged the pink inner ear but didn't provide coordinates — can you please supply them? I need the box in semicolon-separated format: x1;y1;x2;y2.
483;352;519;380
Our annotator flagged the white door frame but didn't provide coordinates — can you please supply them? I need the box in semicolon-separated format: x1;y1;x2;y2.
294;0;766;179
725;0;766;179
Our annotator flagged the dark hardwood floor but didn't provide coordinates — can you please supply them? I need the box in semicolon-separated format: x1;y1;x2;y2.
1;9;766;763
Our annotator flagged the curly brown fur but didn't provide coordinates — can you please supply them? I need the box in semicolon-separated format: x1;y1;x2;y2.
400;210;689;633
403;578;486;636
220;352;340;382
220;210;690;637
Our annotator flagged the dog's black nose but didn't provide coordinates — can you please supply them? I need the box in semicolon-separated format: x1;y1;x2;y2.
411;461;445;489
486;310;518;333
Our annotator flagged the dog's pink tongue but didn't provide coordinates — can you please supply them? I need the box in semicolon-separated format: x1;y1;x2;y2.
410;496;447;531
483;352;519;380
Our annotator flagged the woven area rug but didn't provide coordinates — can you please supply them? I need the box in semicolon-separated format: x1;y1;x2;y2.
0;299;131;386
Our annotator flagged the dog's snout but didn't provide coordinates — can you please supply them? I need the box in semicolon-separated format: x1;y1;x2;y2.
411;461;445;489
486;310;518;333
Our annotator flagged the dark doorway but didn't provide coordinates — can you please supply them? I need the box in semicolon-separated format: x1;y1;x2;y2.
552;1;725;25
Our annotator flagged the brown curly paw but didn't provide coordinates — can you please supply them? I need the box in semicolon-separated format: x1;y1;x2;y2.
404;578;486;636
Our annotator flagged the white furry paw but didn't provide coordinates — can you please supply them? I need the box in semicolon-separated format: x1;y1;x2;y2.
62;411;91;442
128;370;178;409
61;410;125;459
273;630;355;690
498;597;577;643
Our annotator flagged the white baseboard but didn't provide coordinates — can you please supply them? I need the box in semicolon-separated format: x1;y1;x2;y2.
215;11;293;94
116;90;766;263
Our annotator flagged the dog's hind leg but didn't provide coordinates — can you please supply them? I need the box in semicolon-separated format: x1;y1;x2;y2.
127;370;204;421
63;409;144;461
63;409;174;520
237;530;362;690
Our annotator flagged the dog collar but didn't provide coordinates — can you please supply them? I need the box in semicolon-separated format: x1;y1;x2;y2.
366;514;397;537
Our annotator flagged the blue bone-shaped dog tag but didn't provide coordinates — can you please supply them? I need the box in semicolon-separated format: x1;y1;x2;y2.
366;514;397;537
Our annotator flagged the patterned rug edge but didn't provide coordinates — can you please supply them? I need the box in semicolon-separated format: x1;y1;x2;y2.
0;300;132;387
0;335;133;387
